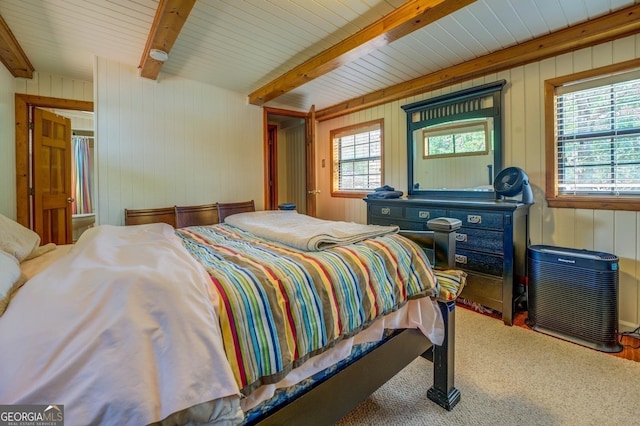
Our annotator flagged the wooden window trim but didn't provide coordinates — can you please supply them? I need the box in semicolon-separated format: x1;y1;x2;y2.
544;58;640;211
330;119;384;198
422;120;489;159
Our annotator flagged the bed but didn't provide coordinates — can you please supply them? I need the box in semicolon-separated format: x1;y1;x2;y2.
0;205;464;425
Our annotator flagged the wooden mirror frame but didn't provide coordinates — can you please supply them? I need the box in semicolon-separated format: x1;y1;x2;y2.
402;80;506;199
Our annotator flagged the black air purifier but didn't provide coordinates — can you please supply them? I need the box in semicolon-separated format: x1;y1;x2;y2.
526;245;622;353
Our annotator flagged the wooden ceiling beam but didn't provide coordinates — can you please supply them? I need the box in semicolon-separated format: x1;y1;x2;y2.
0;15;34;79
316;3;640;121
138;0;196;80
248;0;476;106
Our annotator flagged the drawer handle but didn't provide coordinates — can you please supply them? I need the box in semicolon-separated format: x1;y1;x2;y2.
455;233;467;242
381;207;391;215
467;215;482;224
455;254;467;264
418;211;430;219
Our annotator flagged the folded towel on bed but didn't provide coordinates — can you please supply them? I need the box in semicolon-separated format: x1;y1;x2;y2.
224;211;399;251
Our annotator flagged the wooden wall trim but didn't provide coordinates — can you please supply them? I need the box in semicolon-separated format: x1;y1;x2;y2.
248;0;476;106
14;94;94;227
316;3;640;121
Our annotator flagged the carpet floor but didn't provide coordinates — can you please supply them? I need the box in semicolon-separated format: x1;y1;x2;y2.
336;307;640;425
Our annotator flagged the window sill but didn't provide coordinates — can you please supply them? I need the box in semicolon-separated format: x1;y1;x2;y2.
546;195;640;211
331;191;371;199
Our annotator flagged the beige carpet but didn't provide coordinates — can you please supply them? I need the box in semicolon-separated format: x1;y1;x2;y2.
336;307;640;425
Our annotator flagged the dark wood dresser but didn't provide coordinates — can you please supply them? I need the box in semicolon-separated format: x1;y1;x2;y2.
365;197;530;325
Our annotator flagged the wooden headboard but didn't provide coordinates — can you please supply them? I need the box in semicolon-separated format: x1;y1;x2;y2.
124;201;255;228
175;204;219;228
124;207;177;227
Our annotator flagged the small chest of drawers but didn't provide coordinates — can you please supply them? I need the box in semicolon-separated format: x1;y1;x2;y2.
366;197;530;325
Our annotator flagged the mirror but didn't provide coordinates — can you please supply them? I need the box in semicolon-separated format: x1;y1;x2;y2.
402;80;506;198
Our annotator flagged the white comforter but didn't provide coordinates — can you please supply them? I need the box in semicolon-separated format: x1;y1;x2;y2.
0;224;242;425
225;210;399;251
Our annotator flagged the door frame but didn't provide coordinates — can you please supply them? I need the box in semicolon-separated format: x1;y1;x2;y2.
267;124;278;208
15;94;94;228
263;107;316;214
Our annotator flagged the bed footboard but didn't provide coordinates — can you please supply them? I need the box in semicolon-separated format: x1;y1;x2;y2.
252;220;462;424
252;300;458;425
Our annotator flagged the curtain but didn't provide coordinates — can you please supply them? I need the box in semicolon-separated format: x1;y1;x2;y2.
71;136;93;214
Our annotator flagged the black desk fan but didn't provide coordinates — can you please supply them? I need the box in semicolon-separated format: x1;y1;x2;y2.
494;166;534;204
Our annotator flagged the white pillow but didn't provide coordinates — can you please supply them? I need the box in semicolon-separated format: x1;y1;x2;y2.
0;213;41;262
0;251;26;316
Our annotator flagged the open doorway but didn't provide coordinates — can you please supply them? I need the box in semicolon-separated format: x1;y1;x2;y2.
264;107;316;216
15;94;94;244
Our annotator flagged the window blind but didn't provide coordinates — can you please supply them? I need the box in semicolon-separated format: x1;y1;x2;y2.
556;72;640;195
332;123;382;191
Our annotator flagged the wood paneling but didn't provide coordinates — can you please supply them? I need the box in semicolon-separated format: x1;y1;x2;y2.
94;57;264;225
0;66;14;218
277;124;307;214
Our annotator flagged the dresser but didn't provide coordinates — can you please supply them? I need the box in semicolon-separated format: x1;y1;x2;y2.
365;197;530;325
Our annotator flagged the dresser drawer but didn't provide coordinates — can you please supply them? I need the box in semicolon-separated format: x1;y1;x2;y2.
369;217;427;231
459;272;504;313
454;249;503;276
455;227;504;254
368;204;403;220
405;207;447;222
447;209;504;230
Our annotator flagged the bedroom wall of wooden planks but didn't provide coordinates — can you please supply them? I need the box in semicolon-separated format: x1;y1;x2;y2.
1;70;94;220
316;34;640;333
2;59;265;227
93;57;265;226
0;65;16;218
277;123;307;213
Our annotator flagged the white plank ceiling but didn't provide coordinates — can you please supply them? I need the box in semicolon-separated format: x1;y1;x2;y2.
0;0;635;111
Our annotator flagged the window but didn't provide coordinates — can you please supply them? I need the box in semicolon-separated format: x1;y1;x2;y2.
331;119;383;197
545;59;640;210
423;120;489;158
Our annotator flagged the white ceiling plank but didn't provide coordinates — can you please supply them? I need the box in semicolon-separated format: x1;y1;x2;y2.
484;0;534;41
532;0;571;31
0;0;636;111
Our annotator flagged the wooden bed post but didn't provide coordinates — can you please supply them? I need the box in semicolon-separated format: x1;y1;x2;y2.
426;219;461;410
398;218;461;410
426;300;460;410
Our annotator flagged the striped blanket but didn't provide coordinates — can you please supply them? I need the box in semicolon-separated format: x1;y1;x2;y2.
176;224;439;396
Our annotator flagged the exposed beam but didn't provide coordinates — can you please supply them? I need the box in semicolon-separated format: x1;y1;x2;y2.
316;3;640;121
0;15;34;78
138;0;196;80
248;0;476;106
